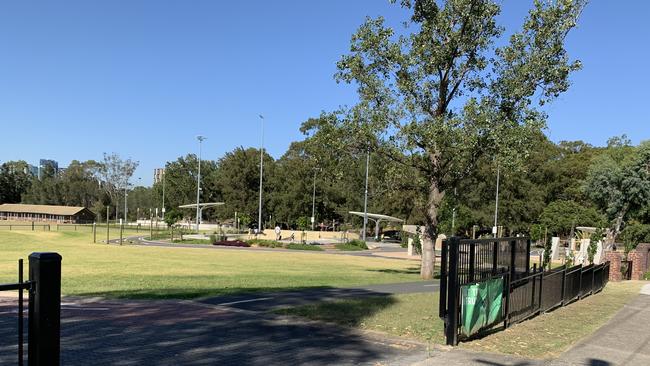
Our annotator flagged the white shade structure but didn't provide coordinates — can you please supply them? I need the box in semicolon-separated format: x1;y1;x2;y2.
348;211;404;241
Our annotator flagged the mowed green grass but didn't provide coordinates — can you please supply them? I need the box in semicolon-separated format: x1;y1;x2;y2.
277;281;644;359
0;230;420;299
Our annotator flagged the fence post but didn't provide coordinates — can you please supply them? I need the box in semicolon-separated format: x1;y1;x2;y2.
439;238;449;319
525;239;531;275
492;240;498;274
28;252;61;366
445;236;460;346
503;272;510;329
510;240;516;281
469;241;476;282
560;263;566;306
32;221;34;231
93;222;96;243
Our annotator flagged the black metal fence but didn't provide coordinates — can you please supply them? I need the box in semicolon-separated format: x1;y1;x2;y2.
439;236;610;345
0;253;61;366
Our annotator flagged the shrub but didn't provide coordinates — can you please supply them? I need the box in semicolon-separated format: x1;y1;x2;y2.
209;234;217;244
347;239;368;249
213;240;250;247
286;243;323;251
246;239;285;248
335;243;365;251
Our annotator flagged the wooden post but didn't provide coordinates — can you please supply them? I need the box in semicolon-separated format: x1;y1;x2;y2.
93;222;96;243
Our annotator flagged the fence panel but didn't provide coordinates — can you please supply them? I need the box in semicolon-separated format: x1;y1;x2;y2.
507;272;541;325
563;265;582;304
580;265;594;298
540;268;564;312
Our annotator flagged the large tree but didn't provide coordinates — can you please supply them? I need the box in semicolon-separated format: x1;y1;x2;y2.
302;0;586;278
584;140;650;242
0;161;32;204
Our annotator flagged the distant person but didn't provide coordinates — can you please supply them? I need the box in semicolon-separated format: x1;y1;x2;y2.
274;226;281;240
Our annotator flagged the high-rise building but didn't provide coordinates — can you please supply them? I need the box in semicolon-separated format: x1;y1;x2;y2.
38;159;59;179
153;168;165;184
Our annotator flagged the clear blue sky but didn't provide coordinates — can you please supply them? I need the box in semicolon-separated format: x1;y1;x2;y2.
0;1;648;185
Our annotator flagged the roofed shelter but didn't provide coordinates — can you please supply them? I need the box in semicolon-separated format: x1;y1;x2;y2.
0;204;96;224
348;211;404;241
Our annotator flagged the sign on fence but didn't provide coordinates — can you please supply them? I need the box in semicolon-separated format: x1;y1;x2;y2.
460;277;504;337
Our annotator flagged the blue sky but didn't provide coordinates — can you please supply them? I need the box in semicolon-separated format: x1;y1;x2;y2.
0;1;648;185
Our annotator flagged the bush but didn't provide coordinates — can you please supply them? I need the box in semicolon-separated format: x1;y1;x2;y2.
209;234;217;244
213;240;250;247
335;243;365;251
246;239;285;248
347;239;368;249
620;222;650;252
286;243;323;251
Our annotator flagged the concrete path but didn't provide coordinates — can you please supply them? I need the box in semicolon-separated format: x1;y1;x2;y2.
0;295;431;366
199;281;439;312
547;284;650;366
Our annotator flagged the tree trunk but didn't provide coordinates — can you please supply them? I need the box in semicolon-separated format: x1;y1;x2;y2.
421;179;444;280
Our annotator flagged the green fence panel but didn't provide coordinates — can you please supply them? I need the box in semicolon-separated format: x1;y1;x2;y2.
461;277;504;337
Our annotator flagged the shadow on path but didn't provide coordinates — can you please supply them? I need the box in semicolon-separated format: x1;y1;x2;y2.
0;294;428;366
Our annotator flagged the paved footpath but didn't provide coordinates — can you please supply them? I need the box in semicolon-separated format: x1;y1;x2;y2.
1;283;648;365
547;283;650;366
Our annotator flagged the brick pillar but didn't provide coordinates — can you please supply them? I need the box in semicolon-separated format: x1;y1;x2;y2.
605;251;623;282
629;250;646;281
635;243;650;275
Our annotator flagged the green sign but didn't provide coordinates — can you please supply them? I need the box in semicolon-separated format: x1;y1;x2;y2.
460;277;504;337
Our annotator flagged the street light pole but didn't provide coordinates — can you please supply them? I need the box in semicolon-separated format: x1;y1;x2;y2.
493;165;500;238
362;149;370;241
161;168;166;220
196;135;206;232
258;115;264;234
123;177;128;222
311;168;318;231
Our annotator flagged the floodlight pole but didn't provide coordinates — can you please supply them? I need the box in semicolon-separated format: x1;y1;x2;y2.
311;168;318;231
362;149;370;241
494;165;500;238
161;168;166;220
123;178;128;222
258;115;264;234
196;135;206;232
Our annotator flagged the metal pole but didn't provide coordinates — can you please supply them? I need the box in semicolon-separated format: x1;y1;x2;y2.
106;206;109;243
493;165;500;238
362;150;370;241
162;168;166;220
124;178;128;222
258;115;264;235
28;252;62;366
196;136;206;233
451;187;457;234
311;169;317;231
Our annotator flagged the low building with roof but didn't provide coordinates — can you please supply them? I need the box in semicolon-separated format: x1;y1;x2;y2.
0;203;96;223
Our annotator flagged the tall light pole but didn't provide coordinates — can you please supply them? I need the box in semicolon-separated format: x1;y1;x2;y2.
362;149;370;241
196;135;206;232
311;168;320;230
161;168;166;220
258;115;264;234
493;165;500;238
123;177;128;222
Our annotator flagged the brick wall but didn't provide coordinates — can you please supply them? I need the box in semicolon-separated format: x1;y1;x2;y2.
630;243;650;280
605;251;623;282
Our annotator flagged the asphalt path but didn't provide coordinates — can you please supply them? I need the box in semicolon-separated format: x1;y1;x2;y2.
200;281;440;312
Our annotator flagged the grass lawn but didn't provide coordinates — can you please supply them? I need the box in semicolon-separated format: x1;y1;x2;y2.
0;230;420;300
277;281;644;359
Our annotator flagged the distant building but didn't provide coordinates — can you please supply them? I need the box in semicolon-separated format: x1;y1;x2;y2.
154;168;165;184
0;203;96;223
38;159;59;179
26;164;38;177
